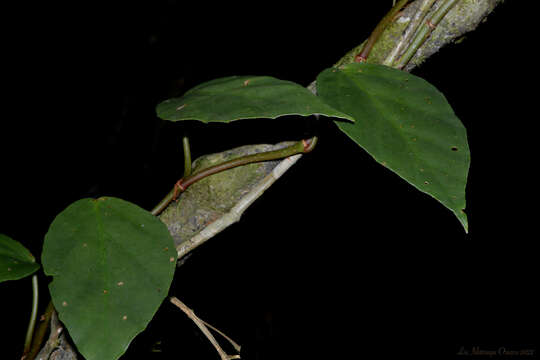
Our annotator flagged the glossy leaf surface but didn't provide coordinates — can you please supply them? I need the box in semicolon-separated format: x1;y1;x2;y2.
0;233;39;282
317;63;470;231
156;75;354;123
42;197;177;360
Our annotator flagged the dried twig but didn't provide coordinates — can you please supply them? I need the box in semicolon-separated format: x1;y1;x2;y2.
201;319;242;353
170;297;241;360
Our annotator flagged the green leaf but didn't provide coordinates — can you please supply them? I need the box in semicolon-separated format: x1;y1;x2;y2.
42;197;177;360
156;75;354;123
0;233;40;282
317;63;470;231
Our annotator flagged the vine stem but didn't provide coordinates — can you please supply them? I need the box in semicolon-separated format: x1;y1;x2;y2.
394;0;459;69
354;0;410;62
151;136;318;216
383;0;437;67
22;275;38;359
182;136;192;178
25;301;54;360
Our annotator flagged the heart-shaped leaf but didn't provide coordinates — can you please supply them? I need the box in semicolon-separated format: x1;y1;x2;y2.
0;233;39;282
42;197;177;360
317;63;470;231
156;75;354;123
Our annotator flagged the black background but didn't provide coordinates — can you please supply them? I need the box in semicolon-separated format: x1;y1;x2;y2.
2;1;537;359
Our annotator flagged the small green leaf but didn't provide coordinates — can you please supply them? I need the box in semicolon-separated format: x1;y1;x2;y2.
156;75;354;123
42;197;177;360
317;63;470;231
0;233;40;282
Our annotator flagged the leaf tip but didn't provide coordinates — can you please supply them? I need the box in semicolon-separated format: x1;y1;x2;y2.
455;209;468;234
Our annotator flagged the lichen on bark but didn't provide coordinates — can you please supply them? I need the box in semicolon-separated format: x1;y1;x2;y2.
158;142;295;248
403;0;503;71
334;0;503;71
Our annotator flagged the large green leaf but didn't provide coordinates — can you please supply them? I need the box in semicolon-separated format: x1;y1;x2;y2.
156;75;354;123
42;197;177;360
0;233;39;282
317;63;470;231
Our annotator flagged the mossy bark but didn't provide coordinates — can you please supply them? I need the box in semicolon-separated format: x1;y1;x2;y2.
335;0;503;70
159;142;295;249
